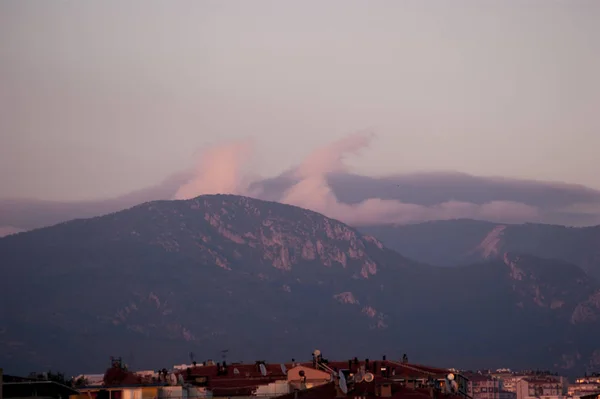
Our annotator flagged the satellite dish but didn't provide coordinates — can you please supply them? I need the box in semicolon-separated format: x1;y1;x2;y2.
447;373;455;381
259;363;267;376
313;349;321;357
234;368;240;375
338;370;348;394
364;372;374;383
280;364;287;375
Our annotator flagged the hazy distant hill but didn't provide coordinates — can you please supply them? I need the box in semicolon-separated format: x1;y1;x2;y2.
360;220;600;279
1;196;599;375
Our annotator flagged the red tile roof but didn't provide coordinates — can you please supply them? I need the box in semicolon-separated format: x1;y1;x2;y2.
178;362;291;392
182;360;449;379
311;360;449;379
183;363;290;379
175;359;457;396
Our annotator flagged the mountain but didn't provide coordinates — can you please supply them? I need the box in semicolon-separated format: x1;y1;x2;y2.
1;196;600;376
359;220;600;279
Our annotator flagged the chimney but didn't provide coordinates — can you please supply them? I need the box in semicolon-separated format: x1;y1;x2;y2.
383;355;386;361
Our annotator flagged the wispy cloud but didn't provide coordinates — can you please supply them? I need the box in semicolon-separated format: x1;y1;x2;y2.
173;139;255;200
277;133;540;225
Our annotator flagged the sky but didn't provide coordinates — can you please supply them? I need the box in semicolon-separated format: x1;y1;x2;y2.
1;0;599;201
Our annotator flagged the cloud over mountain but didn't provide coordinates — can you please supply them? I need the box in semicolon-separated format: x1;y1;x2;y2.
2;134;600;231
174;139;255;200
174;133;592;226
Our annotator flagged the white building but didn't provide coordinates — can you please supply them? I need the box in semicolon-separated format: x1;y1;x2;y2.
516;378;567;399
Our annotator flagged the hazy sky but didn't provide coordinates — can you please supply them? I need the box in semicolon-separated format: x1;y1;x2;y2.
1;0;599;201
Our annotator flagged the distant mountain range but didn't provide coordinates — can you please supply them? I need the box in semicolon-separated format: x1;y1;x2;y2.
359;219;600;280
1;195;600;376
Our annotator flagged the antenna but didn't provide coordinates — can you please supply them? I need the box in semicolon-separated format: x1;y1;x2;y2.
129;350;135;370
280;364;287;375
259;363;267;376
364;373;374;383
338;370;348;394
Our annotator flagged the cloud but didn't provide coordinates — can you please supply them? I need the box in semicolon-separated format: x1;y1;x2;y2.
279;132;541;226
2;133;598;231
295;130;375;178
173;139;255;200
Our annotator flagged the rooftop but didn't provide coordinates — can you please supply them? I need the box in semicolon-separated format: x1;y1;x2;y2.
2;380;81;399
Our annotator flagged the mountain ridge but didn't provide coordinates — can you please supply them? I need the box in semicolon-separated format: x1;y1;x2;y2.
1;195;599;376
359;219;600;277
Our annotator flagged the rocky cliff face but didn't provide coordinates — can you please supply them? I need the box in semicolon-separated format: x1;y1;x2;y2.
1;195;599;375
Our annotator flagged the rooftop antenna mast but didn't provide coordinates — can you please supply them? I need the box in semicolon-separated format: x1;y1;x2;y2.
221;349;229;362
110;356;123;369
129;350;135;371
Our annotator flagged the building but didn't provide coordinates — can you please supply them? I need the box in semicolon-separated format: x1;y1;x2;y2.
488;373;521;394
71;384;199;399
272;377;465;399
66;354;471;399
466;374;501;399
516;378;567;399
568;374;600;399
72;375;104;387
2;379;80;399
463;372;516;399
